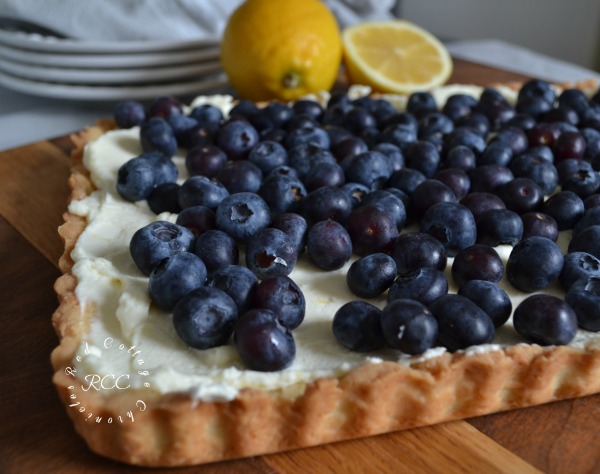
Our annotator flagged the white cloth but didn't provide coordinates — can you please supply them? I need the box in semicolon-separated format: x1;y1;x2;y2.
0;0;397;41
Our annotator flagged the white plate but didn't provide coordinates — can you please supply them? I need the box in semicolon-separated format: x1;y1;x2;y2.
0;69;230;101
0;43;220;68
0;29;219;54
0;56;223;85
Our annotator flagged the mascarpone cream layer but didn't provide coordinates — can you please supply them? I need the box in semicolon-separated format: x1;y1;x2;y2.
69;86;600;402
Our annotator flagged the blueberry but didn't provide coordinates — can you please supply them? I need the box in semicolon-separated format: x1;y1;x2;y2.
282;125;330;150
388;167;427;196
445;128;486;156
178;175;229;210
292;99;323;120
306;219;353;271
457;280;512;328
420;202;477;257
342;151;394;190
559;251;600;291
179;122;214;150
245;228;298;279
216;119;259;160
493;126;529;155
503;113;537;132
175;205;216;236
459;192;506;220
478;140;513;167
185;145;227;178
468;164;514;193
149;252;207;311
568;225;600;259
194;229;239;273
444;145;477;171
556;159;594;183
253;275;305;330
303;162;346;191
513;294;577;345
378;122;418;151
287;143;336;180
342;106;377;134
372;142;404;172
215;192;271;243
407;91;438;118
287;113;319;132
340;182;371;208
147;182;181;215
247;140;288;173
584;194;600;209
559;88;590;116
419;112;454;137
250;102;294;131
140;117;177;157
404;141;441;178
270;212;308;255
189;104;223;132
540;190;585;230
147;95;183;119
496;177;544;214
528;122;561;148
130;221;195;276
324;124;353;150
361;189;407;229
346;253;397;298
553;130;586;162
302;185;353;225
411;179;457;218
332;301;386;352
167;113;200;145
455;112;491;137
380;299;438;354
506;236;564;292
207;264;258;314
518;79;556;109
520;212;559;241
476;208;523;246
332;135;369;161
432;168;471;199
451;244;504;286
234;309;296;371
392;232;447;276
258;172;307;217
346;205;399;256
113;100;145;128
561;167;600;198
429;294;495;351
387;267;448;305
565;276;600;331
573;206;600;236
116;156;157;202
173;286;238;349
228;99;258;120
508;154;558;196
442;93;478;121
217;159;263;194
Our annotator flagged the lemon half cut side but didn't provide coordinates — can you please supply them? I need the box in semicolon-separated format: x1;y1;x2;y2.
342;20;453;94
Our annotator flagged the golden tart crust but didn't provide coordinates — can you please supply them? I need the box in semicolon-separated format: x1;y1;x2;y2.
52;87;600;467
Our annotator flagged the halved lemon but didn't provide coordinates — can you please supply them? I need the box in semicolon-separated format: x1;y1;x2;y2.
342;20;453;94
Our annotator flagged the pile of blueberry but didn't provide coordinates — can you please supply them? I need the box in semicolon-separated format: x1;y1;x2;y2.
114;79;600;371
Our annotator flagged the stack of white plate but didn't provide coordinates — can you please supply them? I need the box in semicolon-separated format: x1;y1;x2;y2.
0;29;228;100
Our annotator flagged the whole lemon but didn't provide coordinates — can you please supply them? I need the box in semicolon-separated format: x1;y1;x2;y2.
220;0;342;102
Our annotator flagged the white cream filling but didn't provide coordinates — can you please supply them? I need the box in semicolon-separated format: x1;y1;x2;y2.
69;87;600;402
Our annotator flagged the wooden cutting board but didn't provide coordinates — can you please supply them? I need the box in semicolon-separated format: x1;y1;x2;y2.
1;60;600;474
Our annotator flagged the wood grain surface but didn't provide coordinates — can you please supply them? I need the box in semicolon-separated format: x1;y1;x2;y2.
1;59;599;474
